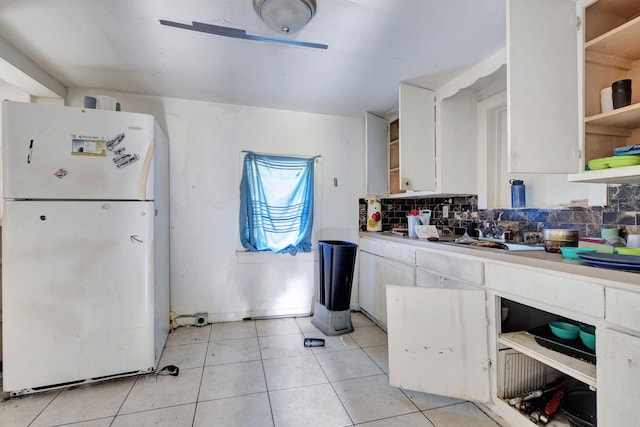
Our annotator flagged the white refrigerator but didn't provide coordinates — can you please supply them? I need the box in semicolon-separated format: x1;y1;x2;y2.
1;101;170;395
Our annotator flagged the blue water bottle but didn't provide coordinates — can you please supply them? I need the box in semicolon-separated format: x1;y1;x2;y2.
509;179;526;208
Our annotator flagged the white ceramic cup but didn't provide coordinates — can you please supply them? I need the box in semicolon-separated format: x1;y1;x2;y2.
601;87;613;113
627;234;640;248
96;95;117;111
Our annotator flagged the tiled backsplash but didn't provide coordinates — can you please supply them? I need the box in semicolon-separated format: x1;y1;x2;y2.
360;184;640;240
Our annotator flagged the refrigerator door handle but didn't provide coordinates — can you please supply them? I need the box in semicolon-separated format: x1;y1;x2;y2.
27;139;33;164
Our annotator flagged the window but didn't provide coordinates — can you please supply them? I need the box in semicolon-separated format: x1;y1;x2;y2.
239;152;317;255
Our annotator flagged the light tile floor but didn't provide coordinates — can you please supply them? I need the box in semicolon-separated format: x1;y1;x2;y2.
0;313;505;426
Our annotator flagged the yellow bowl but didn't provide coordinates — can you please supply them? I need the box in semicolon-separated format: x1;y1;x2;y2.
617;247;640;256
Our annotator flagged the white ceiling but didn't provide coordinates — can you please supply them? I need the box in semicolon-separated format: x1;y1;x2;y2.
0;0;506;117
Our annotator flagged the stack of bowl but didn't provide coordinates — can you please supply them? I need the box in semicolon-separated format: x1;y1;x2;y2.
548;321;596;350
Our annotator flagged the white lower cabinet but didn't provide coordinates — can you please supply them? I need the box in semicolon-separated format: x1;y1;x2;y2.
387;285;599;426
387;258;604;426
598;328;640;426
416;268;482;291
371;237;640;426
599;287;640;425
386;285;490;402
358;251;383;323
358;243;414;329
415;248;484;290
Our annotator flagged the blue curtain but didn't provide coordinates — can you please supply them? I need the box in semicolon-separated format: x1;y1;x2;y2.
240;152;316;255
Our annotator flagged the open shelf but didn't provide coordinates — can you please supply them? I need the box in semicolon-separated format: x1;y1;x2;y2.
574;0;640;184
585;102;640;129
388;118;404;195
569;164;640;183
586;15;640;60
586;0;640;18
499;332;597;389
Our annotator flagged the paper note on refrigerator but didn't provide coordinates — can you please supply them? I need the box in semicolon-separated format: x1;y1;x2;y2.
72;136;107;156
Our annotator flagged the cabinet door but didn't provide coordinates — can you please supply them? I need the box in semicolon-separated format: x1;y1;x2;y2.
399;83;435;191
507;0;579;173
386;285;490;402
598;328;640;426
365;112;388;197
377;258;415;327
358;252;414;327
358;251;380;318
439;90;478;194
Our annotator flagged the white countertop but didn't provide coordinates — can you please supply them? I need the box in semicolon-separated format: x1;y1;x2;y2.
359;231;640;289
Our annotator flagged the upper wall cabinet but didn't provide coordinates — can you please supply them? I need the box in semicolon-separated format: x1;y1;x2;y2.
568;0;640;184
436;51;507;198
507;0;581;174
398;83;436;194
364;112;389;197
394;68;499;198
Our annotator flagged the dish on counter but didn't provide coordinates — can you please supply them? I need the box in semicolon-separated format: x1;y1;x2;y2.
578;252;640;265
560;247;596;259
577;252;640;271
617;247;640;256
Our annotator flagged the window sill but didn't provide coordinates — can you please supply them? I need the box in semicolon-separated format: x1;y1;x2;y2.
236;250;318;264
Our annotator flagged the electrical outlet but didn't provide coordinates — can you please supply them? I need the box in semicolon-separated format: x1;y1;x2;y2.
442;205;449;218
195;313;208;327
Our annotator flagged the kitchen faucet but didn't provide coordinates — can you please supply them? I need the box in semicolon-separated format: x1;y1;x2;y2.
478;211;509;241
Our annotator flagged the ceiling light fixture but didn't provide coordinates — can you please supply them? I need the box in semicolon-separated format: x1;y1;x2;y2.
253;0;317;34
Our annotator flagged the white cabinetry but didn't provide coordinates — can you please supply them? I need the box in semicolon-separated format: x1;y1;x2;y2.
358;251;381;321
387;285;490;402
364;112;388;197
598;288;640;425
569;0;640;184
358;237;415;328
396;56;504;197
598;328;640;425
507;0;580;174
366;0;578;198
381;237;640;426
416;248;484;285
398;83;435;193
386;246;489;402
364;112;404;197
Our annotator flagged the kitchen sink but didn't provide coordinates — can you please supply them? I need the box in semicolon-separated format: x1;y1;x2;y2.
443;238;545;251
502;242;545;251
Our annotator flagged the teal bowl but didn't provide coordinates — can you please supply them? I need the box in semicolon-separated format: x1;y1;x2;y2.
549;321;580;340
560;247;597;259
579;325;596;350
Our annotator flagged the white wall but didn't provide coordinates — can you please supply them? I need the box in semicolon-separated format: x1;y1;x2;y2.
67;89;365;322
0;81;30;103
477;90;599;209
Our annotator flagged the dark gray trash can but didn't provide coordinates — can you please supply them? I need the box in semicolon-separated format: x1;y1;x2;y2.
311;240;358;336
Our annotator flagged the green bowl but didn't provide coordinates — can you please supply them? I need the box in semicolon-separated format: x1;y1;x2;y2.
549;321;580;340
560;247;597;259
579;326;596;350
